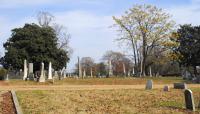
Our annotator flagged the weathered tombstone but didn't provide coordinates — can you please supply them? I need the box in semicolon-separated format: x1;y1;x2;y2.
63;69;67;78
123;63;126;76
54;71;58;79
90;68;93;78
108;59;113;76
28;63;34;80
23;59;28;80
83;69;86;78
174;83;187;89
5;74;9;81
145;80;153;90
78;56;82;78
39;62;45;82
182;70;192;80
127;70;130;77
28;63;33;74
149;66;152;77
163;85;169;91
48;62;52;79
132;67;135;75
184;89;195;111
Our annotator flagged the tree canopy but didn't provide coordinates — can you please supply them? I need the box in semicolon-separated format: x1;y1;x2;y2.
170;24;200;75
1;23;69;71
113;4;175;76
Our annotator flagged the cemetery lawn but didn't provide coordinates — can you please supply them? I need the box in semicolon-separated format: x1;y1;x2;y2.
2;77;185;85
16;88;200;114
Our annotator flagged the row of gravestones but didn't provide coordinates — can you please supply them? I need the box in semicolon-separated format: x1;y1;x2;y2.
22;60;68;82
145;80;196;111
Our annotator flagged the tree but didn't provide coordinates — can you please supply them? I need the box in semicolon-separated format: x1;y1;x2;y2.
37;11;73;57
1;23;69;71
170;24;200;76
80;57;95;76
95;62;107;76
102;50;132;76
37;11;55;27
113;4;175;76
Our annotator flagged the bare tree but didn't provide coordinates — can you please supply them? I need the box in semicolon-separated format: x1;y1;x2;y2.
37;11;55;27
80;57;95;76
52;23;73;57
37;11;73;57
102;50;133;76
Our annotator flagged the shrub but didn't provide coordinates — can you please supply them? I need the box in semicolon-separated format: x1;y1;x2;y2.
0;68;7;80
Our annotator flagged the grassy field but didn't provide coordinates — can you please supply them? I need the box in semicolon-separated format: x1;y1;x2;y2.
16;88;200;114
1;77;185;85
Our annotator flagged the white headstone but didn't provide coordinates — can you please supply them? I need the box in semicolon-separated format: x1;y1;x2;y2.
28;63;33;74
5;74;9;81
123;63;126;76
108;59;113;76
48;62;52;79
63;68;67;78
39;62;45;82
90;68;93;77
132;67;135;75
78;57;82;78
149;66;152;77
83;69;86;77
23;59;28;80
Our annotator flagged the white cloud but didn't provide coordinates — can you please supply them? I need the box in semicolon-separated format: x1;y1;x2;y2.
54;10;118;69
0;0;105;9
167;1;200;25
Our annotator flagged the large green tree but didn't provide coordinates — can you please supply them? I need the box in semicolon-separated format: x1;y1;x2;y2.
171;24;200;76
1;23;69;71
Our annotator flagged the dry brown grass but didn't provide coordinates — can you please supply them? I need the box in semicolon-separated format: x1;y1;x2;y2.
16;88;200;114
1;77;184;86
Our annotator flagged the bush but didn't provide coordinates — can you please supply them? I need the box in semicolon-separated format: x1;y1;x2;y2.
0;68;7;80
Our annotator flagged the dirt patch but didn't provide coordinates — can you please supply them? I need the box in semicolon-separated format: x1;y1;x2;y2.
1;91;16;114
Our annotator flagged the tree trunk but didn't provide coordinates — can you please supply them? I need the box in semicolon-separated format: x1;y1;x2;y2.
193;65;197;77
141;34;146;76
131;39;137;68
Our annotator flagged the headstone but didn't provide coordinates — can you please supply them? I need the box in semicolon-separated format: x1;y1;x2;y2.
182;70;192;80
145;80;153;90
127;70;130;77
132;67;135;75
28;63;34;80
54;71;58;78
48;62;52;79
78;56;82;78
90;68;93;77
174;83;187;89
39;62;45;82
5;74;9;81
184;89;195;111
28;63;33;74
63;68;67;78
23;59;28;80
123;63;126;76
163;85;169;91
108;59;113;76
83;69;86;78
149;66;152;77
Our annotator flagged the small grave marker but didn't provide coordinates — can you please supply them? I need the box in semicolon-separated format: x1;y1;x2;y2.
174;83;187;89
163;85;169;92
145;80;153;90
184;89;195;111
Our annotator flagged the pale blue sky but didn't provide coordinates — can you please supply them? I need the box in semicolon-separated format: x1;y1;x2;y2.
0;0;200;71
